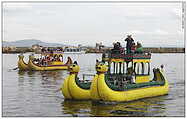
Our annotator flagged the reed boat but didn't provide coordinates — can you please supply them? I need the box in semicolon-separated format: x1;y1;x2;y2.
61;61;92;100
90;51;169;102
60;42;169;102
28;54;72;71
18;54;29;71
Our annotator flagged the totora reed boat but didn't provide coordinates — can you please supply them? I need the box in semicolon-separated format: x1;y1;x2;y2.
60;47;169;102
18;51;73;71
90;50;169;102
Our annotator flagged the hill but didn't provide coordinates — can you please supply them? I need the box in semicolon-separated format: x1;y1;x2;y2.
2;39;66;47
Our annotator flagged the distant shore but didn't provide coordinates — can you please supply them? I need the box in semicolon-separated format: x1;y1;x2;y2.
2;47;33;54
2;47;185;54
141;47;185;53
85;47;185;53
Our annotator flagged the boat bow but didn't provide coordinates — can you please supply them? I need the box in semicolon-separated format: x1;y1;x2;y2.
18;54;29;71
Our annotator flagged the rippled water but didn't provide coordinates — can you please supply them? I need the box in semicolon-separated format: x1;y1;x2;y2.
2;53;185;117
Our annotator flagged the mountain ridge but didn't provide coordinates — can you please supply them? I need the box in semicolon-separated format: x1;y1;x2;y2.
2;39;66;47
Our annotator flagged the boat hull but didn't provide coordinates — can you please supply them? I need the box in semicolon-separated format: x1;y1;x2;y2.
90;74;100;100
91;69;169;102
61;74;91;100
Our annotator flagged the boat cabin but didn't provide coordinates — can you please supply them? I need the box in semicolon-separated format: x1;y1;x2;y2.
102;51;151;84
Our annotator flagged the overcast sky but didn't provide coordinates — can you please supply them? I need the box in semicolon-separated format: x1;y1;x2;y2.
3;2;185;47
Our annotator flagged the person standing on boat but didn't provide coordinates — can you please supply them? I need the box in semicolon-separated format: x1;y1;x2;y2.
124;35;134;54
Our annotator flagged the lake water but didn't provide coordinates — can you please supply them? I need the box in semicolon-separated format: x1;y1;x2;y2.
2;53;185;117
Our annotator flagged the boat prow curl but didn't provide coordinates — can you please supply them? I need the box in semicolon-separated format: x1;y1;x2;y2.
18;54;29;71
61;61;94;100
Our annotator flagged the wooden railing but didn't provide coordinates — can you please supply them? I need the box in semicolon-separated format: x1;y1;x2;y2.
102;51;151;61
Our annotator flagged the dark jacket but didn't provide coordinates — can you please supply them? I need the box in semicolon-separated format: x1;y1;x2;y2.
125;38;134;48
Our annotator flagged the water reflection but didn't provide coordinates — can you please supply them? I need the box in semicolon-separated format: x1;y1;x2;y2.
17;70;68;98
61;100;91;117
61;96;167;117
17;71;25;86
91;100;151;116
18;70;67;85
18;70;25;76
40;71;67;81
27;71;36;76
39;71;67;86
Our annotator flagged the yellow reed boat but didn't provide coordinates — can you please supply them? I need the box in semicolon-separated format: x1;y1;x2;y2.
18;54;29;71
28;54;72;71
90;51;169;102
60;44;169;102
61;61;92;100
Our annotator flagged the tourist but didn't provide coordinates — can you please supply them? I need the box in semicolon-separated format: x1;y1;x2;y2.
41;58;44;66
112;42;122;54
126;67;135;83
113;42;118;50
131;42;136;53
111;42;116;53
135;42;143;53
116;42;121;49
47;56;51;63
44;57;48;66
33;58;38;64
57;56;61;61
60;55;63;62
125;35;134;54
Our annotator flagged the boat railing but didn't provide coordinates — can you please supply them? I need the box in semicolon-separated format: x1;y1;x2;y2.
102;50;151;61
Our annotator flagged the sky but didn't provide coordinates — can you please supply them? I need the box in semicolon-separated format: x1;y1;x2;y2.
3;2;185;47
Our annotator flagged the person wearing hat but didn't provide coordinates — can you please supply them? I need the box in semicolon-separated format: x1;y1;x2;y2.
125;35;134;54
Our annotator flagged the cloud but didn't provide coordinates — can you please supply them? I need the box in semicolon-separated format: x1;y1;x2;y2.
3;2;184;47
128;29;173;36
3;3;33;11
154;29;169;35
127;30;146;35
